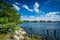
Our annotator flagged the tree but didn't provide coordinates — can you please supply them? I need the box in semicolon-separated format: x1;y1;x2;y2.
0;0;21;33
0;0;21;24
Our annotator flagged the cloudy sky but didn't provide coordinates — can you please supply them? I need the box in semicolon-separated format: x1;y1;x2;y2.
4;0;60;21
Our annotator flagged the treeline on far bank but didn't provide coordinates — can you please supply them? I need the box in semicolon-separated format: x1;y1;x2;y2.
23;20;51;22
23;20;60;22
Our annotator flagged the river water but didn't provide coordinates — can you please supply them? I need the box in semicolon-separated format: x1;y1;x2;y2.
20;21;60;40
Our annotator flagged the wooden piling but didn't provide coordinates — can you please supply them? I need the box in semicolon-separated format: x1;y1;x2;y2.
54;30;57;40
46;29;49;40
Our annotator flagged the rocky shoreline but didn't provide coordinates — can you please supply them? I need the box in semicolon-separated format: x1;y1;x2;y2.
9;28;27;40
9;28;45;40
0;28;45;40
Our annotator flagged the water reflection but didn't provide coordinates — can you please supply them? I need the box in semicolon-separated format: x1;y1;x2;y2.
20;22;60;40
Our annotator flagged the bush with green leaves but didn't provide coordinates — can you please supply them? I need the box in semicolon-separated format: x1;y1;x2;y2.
0;0;22;33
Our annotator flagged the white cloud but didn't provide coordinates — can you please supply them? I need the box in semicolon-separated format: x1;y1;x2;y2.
15;2;21;5
28;9;33;12
22;5;33;12
33;8;39;13
13;4;20;11
44;1;51;4
29;16;35;18
21;12;60;21
34;2;39;8
42;12;60;21
33;2;40;13
22;5;29;9
46;12;59;16
22;2;40;13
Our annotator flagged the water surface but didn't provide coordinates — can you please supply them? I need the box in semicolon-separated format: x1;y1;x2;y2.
20;22;60;40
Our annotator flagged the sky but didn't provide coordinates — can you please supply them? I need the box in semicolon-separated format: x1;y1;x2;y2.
4;0;60;21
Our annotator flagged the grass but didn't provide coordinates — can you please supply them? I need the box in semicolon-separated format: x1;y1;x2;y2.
0;25;21;40
0;34;10;40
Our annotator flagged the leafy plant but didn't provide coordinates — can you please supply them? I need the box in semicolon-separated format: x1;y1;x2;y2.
0;0;22;33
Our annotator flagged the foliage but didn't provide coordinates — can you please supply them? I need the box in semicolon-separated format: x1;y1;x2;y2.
0;0;21;24
0;0;21;33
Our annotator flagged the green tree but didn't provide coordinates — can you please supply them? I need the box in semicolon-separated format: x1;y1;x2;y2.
0;0;21;33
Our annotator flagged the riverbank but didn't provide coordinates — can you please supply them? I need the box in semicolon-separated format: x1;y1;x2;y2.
0;28;26;40
0;28;44;40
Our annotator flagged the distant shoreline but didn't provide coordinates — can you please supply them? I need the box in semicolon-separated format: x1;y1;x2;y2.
23;20;60;22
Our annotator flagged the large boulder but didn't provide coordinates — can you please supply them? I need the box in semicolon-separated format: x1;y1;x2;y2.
19;29;26;36
13;29;26;40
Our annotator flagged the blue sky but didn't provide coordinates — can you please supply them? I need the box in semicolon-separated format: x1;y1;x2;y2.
4;0;60;21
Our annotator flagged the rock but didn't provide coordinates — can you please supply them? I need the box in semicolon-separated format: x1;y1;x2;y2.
19;29;26;36
19;35;24;40
13;29;27;40
14;35;20;40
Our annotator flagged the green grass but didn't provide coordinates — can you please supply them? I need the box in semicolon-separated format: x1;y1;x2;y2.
0;34;10;40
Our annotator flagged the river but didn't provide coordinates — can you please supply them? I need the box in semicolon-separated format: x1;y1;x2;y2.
20;21;60;40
